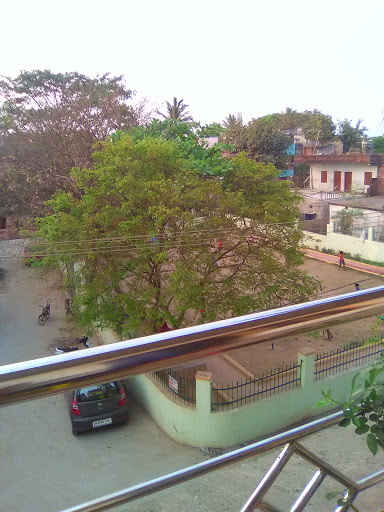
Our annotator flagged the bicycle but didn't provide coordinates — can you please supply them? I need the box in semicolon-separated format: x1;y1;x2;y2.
38;299;51;325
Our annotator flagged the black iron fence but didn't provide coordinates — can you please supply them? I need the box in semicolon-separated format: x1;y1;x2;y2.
151;368;196;406
314;338;384;380
212;361;302;411
152;339;384;409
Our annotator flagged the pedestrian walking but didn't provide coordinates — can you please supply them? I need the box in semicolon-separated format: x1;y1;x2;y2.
338;250;346;270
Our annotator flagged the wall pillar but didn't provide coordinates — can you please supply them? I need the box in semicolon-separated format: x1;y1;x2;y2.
298;348;316;388
195;371;213;416
368;226;374;241
327;222;335;235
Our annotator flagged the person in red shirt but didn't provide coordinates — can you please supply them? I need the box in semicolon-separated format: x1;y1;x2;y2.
338;250;346;270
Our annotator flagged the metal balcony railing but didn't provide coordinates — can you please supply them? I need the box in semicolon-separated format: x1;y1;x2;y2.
1;287;384;511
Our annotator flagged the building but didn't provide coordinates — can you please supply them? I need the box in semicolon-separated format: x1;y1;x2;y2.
294;153;384;194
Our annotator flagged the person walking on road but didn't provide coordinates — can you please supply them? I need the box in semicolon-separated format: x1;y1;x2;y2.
338;250;346;270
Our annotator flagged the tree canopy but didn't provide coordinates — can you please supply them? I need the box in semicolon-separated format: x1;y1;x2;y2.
302;109;335;146
0;70;149;216
36;131;318;336
336;118;367;153
220;114;292;169
373;136;384;153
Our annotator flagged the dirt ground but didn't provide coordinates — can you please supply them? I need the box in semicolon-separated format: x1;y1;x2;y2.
228;258;384;376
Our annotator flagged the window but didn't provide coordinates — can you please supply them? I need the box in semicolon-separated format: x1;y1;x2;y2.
321;171;327;183
364;172;372;186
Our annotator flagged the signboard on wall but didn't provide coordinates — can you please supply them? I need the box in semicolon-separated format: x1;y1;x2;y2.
168;375;178;393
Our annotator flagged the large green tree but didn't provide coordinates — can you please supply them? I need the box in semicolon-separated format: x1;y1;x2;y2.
238;117;292;169
302;109;335;147
0;70;149;216
36;133;318;336
337;118;367;153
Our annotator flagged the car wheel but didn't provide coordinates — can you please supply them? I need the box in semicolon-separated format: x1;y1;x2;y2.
72;430;79;436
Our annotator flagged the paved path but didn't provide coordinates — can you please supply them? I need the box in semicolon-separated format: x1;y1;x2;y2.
305;248;384;276
0;240;204;512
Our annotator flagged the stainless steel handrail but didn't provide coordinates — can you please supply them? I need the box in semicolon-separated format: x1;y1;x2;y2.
61;412;344;512
1;287;384;406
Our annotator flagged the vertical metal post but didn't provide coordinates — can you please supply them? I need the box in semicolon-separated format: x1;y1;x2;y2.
290;470;327;512
240;443;296;512
333;488;359;512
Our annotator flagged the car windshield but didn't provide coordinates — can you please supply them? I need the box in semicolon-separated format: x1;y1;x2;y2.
76;382;120;402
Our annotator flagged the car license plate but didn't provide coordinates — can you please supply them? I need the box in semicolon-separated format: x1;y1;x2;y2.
93;418;112;428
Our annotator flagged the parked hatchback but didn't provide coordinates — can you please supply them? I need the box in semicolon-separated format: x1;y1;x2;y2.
69;381;129;435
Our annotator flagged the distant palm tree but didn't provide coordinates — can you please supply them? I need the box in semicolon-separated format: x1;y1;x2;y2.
157;97;193;122
220;113;244;146
222;113;243;130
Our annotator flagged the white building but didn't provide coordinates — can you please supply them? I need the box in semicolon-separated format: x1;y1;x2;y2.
294;154;384;194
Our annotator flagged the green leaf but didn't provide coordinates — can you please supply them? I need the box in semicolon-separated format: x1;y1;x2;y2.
352;416;361;427
338;418;351;427
367;433;379;455
369;413;380;422
355;424;369;435
326;491;341;501
351;373;360;392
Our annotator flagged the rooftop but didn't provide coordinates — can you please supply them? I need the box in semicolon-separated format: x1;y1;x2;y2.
295;153;384;165
328;196;384;211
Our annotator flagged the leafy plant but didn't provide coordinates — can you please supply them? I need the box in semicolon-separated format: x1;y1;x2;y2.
306;330;322;339
317;342;384;456
326;491;364;511
333;208;363;235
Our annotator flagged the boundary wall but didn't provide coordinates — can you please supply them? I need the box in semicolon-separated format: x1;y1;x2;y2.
304;224;384;263
99;329;374;448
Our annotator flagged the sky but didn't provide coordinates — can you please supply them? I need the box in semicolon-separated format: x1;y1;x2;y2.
2;0;384;136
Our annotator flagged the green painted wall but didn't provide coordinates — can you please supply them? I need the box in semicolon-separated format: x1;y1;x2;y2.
98;329;371;449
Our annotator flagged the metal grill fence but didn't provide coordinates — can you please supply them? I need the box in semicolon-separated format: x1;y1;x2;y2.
151;368;196;406
314;337;384;380
212;361;302;411
152;339;384;409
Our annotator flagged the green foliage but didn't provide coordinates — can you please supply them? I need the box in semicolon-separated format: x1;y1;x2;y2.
126;119;234;178
237;118;292;170
372;136;384;153
332;208;363;235
336;119;367;153
36;133;319;335
292;163;310;188
317;338;384;456
0;267;7;280
302;109;335;145
220;113;244;148
306;330;322;339
199;123;224;137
